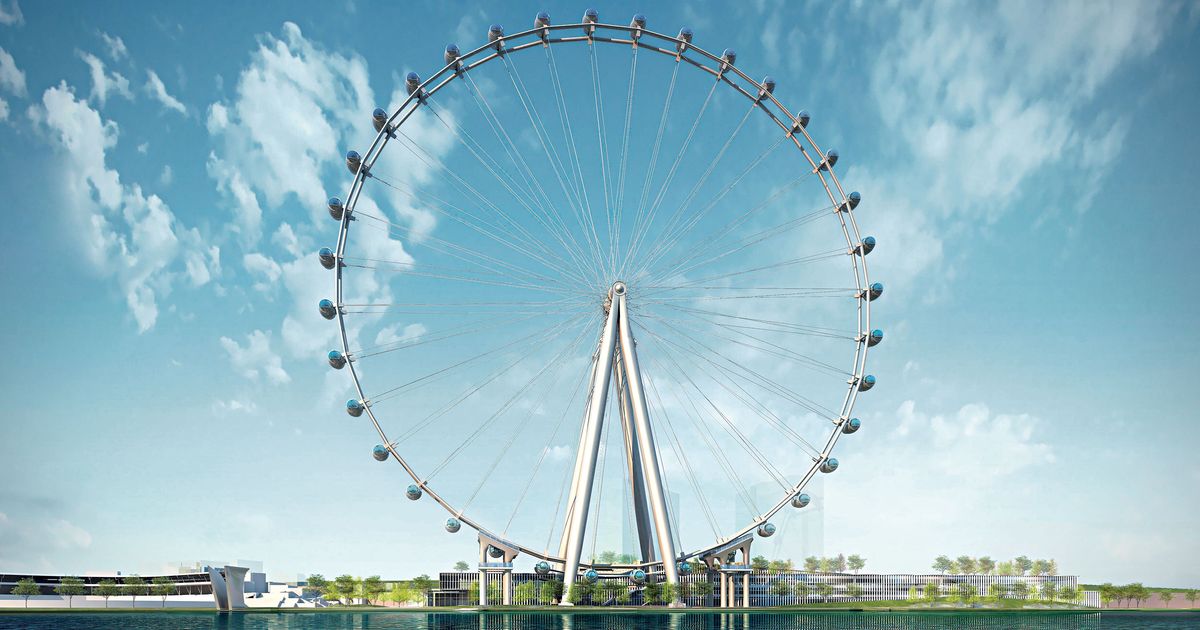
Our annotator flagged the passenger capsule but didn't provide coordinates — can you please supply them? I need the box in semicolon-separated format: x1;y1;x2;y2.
795;110;811;129
445;517;461;533
583;8;598;24
583;569;599;584
868;329;883;347
842;417;862;434
328;197;344;221
535;12;551;28
489;24;504;47
345;150;362;174
858;374;876;391
631;14;646;29
405;72;421;96
630;569;647;584
761;76;776;95
858;235;876;255
372;444;390;461
407;484;423;500
327;349;347;369
372;108;388;132
319;247;336;269
445;44;461;65
820;457;839;473
847;191;862;210
721;48;737;66
319;298;337;320
868;282;883;301
757;522;777;538
535;561;551;576
677;562;693;575
677;28;693;52
791;492;811;508
346;398;364;417
820;149;839;171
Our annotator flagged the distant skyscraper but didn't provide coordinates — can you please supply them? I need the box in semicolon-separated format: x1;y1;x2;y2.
734;476;824;565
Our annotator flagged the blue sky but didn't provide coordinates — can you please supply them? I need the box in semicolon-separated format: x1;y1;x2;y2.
1;0;1198;587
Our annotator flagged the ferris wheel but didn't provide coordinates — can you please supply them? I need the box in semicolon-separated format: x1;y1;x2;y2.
319;9;881;606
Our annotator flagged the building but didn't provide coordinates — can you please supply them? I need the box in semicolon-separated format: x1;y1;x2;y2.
0;565;265;609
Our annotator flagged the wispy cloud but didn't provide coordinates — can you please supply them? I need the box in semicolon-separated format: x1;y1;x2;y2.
145;69;186;114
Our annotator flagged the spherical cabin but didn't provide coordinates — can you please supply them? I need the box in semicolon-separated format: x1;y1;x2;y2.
791;492;811;508
842;417;862;434
345;150;362;174
630;569;647;584
405;72;421;96
820;149;839;171
868;329;883;347
535;561;551;576
319;299;337;320
534;12;551;28
445;517;461;533
583;569;599;584
372;108;388;133
318;247;336;270
677;561;693;575
372;445;389;461
721;49;737;66
868;282;883;301
859;235;876;255
327;349;347;369
795;110;811;129
345;398;364;417
488;545;504;559
630;13;646;29
757;522;776;538
858;374;877;391
820;457;839;473
327;197;345;221
444;44;461;65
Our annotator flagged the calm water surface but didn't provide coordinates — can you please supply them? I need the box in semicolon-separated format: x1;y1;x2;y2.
0;611;1197;630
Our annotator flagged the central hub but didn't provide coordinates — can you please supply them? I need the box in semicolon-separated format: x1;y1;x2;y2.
611;281;627;296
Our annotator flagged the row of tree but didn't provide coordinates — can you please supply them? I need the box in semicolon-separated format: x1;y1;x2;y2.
740;554;870;574
305;574;436;606
932;555;1058;576
1097;583;1199;608
908;580;1081;604
10;576;179;608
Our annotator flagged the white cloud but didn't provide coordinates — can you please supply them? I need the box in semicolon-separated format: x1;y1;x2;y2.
243;251;283;292
0;97;7;121
145;69;186;114
78;51;132;106
28;82;216;331
374;322;426;347
220;329;291;385
544;444;571;462
48;519;93;549
136;141;148;154
99;31;127;61
159;163;173;187
0;46;26;96
0;0;21;26
213;398;259;415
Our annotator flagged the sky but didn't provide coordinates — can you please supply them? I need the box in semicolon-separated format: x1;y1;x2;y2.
1;0;1199;588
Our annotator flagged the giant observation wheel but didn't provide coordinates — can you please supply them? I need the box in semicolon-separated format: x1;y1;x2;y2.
318;10;883;606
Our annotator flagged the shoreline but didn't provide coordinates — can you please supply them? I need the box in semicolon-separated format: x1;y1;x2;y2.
3;606;1196;614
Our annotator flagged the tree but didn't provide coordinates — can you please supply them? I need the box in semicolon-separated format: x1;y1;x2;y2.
816;582;833;603
923;582;939;602
97;580;120;608
306;574;328;599
794;582;810;604
123;576;147;608
362;576;385;605
1047;559;1058;576
1041;581;1056;602
834;554;847;573
641;581;659;606
956;583;976;604
658;583;677;606
933;556;952;575
1059;585;1078;605
334;575;358;604
411;574;435;603
466;579;501;605
514;581;537;605
568;580;592;604
1185;589;1198;607
977;557;995;575
1014;556;1033;576
997;561;1015;576
151;577;175;608
819;557;835;573
1011;582;1029;601
768;559;790;572
845;584;863;601
1098;583;1116;607
804;556;820;573
55;577;86;608
955;555;976;575
988;582;1007;601
693;580;715;607
12;578;39;608
751;555;769;572
1031;559;1049;576
1160;591;1174;608
454;561;470;572
907;585;920;602
1130;583;1150;607
847;555;865;574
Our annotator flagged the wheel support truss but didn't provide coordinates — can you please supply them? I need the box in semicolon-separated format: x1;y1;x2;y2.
558;282;682;606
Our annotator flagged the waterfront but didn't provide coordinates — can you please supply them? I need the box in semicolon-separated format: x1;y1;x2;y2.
0;611;1198;630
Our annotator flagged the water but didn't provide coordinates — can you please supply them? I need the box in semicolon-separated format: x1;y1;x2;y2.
0;611;1197;630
